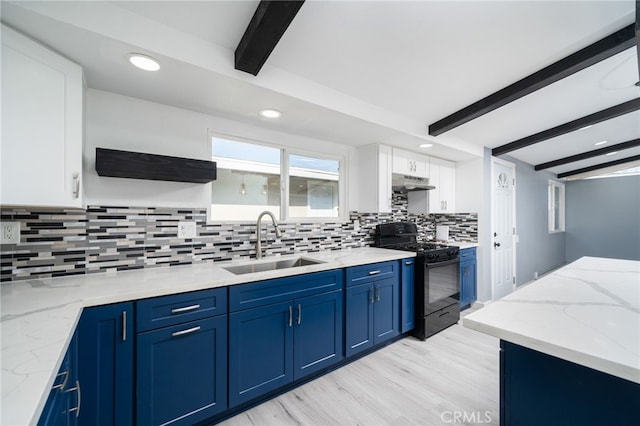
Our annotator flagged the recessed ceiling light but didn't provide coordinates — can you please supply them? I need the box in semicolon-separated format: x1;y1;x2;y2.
578;125;593;131
260;109;281;119
605;151;618;156
594;140;608;146
419;143;433;148
128;53;160;71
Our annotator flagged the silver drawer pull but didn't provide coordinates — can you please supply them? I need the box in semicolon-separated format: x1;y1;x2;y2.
368;270;381;275
405;261;414;265
172;326;201;337
66;380;81;418
52;369;69;390
171;304;200;314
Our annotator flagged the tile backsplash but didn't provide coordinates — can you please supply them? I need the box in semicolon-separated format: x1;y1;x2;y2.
1;194;477;282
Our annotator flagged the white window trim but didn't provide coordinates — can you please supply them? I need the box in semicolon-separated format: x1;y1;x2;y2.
207;131;348;224
548;180;565;234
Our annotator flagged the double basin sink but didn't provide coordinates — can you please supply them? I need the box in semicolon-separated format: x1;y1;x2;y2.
223;257;325;275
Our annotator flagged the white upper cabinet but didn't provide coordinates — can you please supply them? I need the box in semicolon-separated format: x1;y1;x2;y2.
1;25;84;208
392;148;429;178
356;144;393;213
428;157;456;214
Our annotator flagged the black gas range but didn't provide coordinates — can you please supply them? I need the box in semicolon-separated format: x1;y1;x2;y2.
375;222;461;340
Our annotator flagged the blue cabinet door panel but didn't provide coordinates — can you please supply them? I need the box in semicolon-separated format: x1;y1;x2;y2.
77;303;133;426
345;283;374;357
400;259;415;333
229;301;293;407
293;290;343;380
459;248;477;309
373;277;399;344
136;316;227;426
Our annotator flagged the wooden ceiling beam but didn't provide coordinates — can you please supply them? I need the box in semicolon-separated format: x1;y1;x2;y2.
534;138;640;170
235;0;305;76
557;154;640;178
428;24;636;136
491;98;640;156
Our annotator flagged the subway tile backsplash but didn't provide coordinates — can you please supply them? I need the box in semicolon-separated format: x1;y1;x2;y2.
1;195;477;282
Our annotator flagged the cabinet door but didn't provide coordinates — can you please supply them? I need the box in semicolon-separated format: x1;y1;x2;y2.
39;334;78;426
400;259;415;333
137;316;227;426
1;25;83;208
460;258;477;309
229;301;293;408
345;283;374;357
440;161;456;213
428;158;456;213
293;290;343;380
77;303;134;426
373;277;400;344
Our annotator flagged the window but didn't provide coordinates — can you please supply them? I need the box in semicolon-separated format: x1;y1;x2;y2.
210;135;342;222
548;180;565;233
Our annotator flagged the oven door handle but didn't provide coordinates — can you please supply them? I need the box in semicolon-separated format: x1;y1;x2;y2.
425;258;459;268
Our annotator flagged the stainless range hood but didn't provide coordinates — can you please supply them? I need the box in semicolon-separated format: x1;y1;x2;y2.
392;173;435;193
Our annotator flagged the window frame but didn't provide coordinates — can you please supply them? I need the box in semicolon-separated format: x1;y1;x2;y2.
548;180;565;234
208;132;347;224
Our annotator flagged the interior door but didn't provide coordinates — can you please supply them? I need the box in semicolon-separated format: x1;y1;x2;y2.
492;158;516;300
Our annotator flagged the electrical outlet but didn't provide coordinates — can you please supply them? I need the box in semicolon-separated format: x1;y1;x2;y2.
177;221;197;239
1;221;20;244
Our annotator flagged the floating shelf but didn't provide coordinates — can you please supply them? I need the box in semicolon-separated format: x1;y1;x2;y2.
95;148;217;183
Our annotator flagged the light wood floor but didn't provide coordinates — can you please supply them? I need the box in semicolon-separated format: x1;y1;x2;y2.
220;319;500;426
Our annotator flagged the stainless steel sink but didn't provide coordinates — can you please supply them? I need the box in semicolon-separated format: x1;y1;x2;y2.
223;257;325;275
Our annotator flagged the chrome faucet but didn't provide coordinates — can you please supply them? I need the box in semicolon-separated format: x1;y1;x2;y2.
256;210;282;259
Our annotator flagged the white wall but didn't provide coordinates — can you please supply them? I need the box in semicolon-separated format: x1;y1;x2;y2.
84;89;356;210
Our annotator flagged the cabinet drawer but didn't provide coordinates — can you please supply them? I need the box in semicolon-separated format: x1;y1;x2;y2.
345;261;398;286
229;270;343;312
137;288;227;332
459;247;476;260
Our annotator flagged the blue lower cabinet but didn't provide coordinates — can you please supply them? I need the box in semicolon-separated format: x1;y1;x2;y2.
400;259;415;333
345;276;400;357
293;290;343;380
77;302;134;426
459;248;477;310
39;333;78;426
229;290;344;408
373;277;400;343
229;301;294;408
136;315;228;426
345;283;375;356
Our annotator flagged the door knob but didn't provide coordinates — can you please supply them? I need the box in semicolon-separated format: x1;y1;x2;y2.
494;242;501;248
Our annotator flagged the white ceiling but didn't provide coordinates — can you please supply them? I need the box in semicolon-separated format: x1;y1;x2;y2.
2;0;639;175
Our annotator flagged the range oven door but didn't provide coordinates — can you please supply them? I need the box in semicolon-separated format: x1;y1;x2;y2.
423;257;460;315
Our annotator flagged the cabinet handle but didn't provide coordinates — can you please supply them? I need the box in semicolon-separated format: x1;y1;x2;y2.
369;288;374;304
368;270;381;275
171;304;200;314
172;326;201;337
52;369;69;390
72;173;80;199
122;311;127;342
66;380;81;418
376;286;381;302
405;261;414;266
288;305;293;327
297;304;302;325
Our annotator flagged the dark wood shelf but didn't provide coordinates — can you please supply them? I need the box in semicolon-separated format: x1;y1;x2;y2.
95;148;217;183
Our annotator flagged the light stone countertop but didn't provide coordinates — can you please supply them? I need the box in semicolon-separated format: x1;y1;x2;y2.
451;241;478;249
1;247;414;426
464;256;640;384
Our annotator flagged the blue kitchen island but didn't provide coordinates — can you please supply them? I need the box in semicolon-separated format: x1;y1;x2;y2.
464;257;640;425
